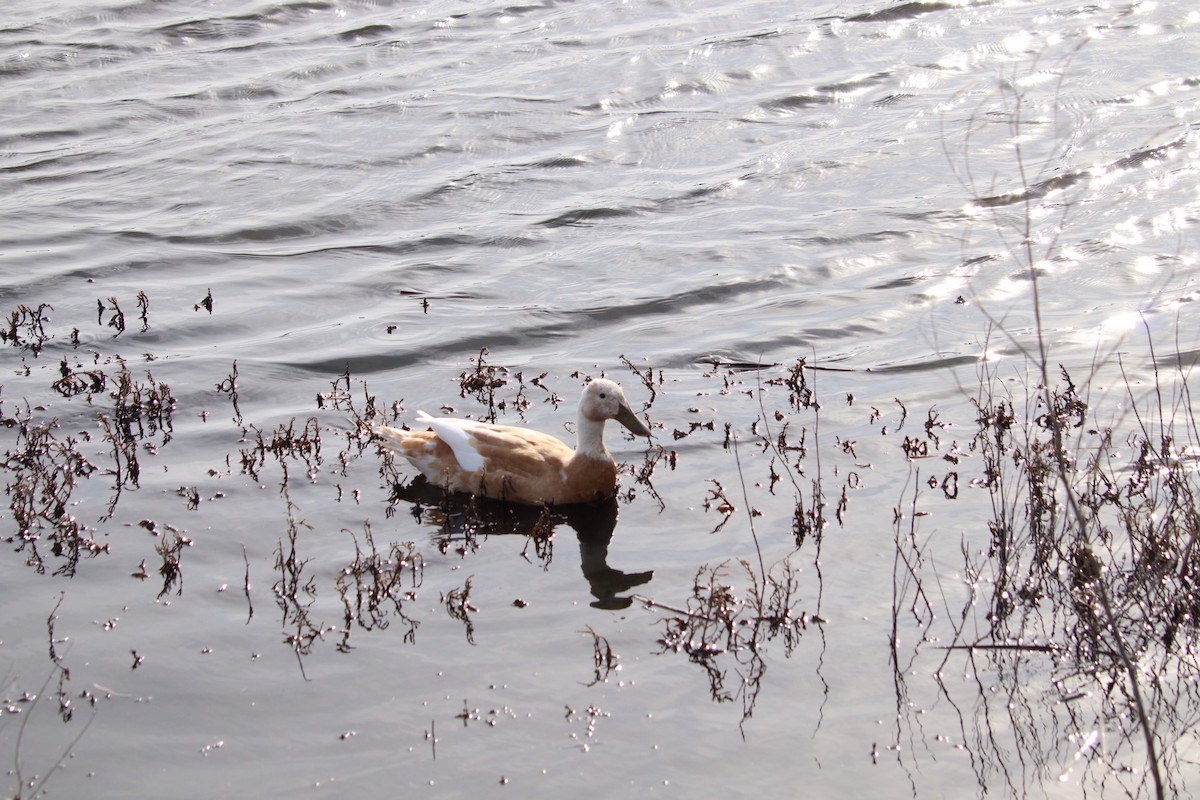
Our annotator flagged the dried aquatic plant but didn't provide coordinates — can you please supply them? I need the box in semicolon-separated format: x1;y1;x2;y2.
0;303;53;356
154;528;193;599
239;416;324;485
647;557;808;729
456;347;554;423
891;40;1196;798
644;357;832;729
335;521;423;651
1;404;106;576
272;488;329;677
443;576;477;646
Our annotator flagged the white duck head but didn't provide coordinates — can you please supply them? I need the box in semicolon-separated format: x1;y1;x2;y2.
576;378;650;456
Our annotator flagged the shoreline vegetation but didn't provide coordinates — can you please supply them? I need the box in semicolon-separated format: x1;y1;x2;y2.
4;47;1195;800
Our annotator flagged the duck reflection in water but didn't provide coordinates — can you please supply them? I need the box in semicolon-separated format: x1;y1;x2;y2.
391;476;652;609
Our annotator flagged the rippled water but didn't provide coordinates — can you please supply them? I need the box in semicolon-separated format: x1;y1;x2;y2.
2;0;1198;797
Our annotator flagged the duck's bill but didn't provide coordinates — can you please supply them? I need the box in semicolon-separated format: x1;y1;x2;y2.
615;405;652;438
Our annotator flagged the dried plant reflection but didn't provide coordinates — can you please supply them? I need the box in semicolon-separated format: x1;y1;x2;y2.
580;626;620;687
2;596;97;800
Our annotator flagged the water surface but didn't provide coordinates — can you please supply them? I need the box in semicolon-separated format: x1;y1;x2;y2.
2;0;1198;797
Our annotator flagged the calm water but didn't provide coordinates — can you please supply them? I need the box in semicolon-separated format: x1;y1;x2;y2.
2;0;1198;797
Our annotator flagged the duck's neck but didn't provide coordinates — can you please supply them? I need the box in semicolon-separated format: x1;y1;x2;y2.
575;413;611;461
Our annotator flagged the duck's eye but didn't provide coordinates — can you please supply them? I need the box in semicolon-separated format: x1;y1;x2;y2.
599;392;607;399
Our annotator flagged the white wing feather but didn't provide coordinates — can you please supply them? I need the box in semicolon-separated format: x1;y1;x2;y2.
416;411;487;472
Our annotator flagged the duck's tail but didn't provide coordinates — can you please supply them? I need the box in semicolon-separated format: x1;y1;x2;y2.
374;424;410;453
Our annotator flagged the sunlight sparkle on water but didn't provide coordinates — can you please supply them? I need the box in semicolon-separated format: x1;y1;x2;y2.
1099;310;1142;339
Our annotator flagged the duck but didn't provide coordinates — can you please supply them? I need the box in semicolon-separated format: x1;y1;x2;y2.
376;378;651;506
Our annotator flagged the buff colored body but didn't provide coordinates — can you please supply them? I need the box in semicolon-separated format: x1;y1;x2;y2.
376;379;651;505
